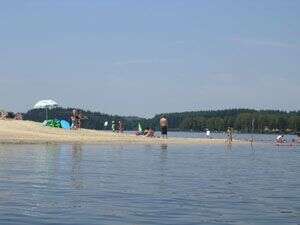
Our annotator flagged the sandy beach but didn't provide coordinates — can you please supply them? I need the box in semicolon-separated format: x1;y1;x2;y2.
0;120;245;145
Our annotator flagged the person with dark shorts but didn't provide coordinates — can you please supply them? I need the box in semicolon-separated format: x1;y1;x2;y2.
160;115;168;138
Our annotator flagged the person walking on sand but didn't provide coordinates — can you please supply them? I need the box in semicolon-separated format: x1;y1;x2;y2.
160;115;168;138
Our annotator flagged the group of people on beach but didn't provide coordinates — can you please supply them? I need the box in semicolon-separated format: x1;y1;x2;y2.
111;120;124;133
276;133;300;144
69;110;168;137
135;115;169;138
16;107;295;144
70;109;84;129
137;127;155;137
3;108;300;145
0;111;23;120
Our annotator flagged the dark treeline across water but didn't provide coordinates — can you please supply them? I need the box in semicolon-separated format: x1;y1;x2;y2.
23;108;300;133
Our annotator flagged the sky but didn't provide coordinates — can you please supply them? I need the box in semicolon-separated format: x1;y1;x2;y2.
0;0;299;117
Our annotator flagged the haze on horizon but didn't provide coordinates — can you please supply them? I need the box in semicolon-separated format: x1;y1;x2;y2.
0;0;299;117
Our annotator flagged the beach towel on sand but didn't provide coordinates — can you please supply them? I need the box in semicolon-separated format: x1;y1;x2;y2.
45;119;62;128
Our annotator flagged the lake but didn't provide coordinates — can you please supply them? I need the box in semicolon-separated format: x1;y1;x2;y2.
0;139;299;224
126;131;299;143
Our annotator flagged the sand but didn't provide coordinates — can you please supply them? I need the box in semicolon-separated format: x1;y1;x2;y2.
0;120;245;145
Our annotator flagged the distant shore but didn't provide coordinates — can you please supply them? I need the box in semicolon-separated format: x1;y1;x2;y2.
0;120;247;145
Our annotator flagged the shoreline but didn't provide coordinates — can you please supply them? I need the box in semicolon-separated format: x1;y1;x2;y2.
0;120;248;145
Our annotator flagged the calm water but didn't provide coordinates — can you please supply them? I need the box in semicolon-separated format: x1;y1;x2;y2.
126;131;298;143
0;142;299;225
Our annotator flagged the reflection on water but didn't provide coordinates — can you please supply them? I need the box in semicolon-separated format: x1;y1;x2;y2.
0;143;299;225
226;142;232;151
71;144;83;190
160;143;168;150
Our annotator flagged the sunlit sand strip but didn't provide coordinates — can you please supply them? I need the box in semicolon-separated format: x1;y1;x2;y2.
0;120;247;145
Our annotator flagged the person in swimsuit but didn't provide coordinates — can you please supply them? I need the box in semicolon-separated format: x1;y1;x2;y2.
71;109;80;129
276;134;286;143
118;120;124;133
160;115;168;138
145;128;155;137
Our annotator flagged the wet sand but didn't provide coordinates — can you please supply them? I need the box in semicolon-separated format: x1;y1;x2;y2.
0;120;245;145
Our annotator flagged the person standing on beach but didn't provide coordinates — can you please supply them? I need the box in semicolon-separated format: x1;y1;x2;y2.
160;115;168;138
227;127;233;142
77;112;83;129
71;109;84;129
111;121;116;132
118;120;124;133
206;129;211;138
71;109;78;129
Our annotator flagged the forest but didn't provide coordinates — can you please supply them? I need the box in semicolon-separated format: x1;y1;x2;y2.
22;108;300;133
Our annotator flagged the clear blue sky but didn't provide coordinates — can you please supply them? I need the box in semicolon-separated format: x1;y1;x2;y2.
1;0;299;117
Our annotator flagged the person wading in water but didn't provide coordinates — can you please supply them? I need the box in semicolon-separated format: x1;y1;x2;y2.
160;115;168;139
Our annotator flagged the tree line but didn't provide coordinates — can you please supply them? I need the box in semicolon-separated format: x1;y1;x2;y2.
23;108;300;133
161;109;300;133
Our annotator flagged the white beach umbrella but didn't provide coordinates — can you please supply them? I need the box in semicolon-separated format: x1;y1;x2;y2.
33;99;58;120
34;99;58;109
